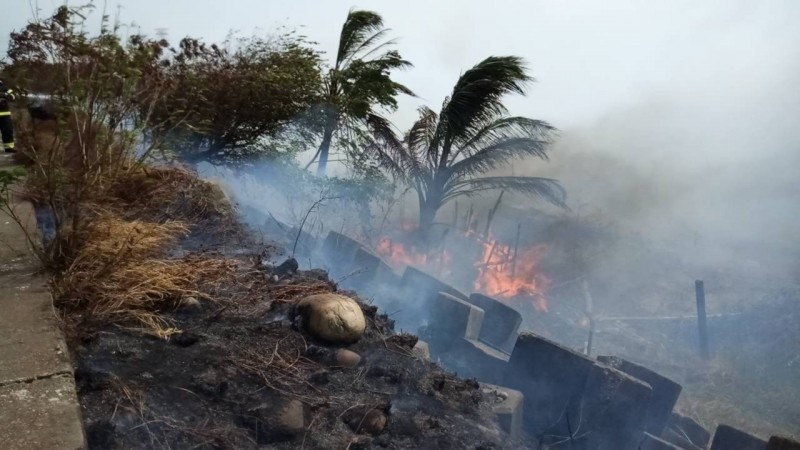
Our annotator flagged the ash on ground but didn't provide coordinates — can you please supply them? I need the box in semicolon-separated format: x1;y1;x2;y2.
73;247;529;449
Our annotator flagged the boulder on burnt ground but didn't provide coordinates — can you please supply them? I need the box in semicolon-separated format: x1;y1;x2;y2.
597;355;682;436
710;424;767;450
296;293;366;344
661;412;710;450
466;293;522;354
767;436;800;450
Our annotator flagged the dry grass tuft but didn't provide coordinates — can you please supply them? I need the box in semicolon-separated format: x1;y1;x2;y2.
114;166;236;224
55;212;237;336
265;280;333;304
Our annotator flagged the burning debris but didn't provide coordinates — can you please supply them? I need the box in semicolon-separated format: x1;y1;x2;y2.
474;235;550;313
375;225;552;315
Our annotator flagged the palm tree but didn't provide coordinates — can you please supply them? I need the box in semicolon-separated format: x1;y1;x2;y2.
370;56;566;238
308;9;414;177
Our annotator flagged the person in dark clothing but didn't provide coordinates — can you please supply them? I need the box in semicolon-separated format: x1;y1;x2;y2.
0;80;16;153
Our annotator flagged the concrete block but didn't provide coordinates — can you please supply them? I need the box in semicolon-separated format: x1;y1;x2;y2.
640;432;684;450
710;425;767;450
0;374;86;450
399;266;468;303
287;226;318;256
428;292;484;344
661;412;710;450
768;436;800;450
341;247;394;292
320;231;362;278
575;363;653;450
481;383;524;441
598;355;682;436
467;293;522;354
506;332;596;436
437;338;509;386
392;267;469;334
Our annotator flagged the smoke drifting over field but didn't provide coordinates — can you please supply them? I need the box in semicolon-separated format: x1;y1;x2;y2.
515;58;800;273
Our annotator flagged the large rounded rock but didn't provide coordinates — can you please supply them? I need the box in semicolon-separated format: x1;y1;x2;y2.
297;293;366;343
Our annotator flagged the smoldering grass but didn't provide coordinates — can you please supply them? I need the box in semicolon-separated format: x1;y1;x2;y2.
264;280;332;304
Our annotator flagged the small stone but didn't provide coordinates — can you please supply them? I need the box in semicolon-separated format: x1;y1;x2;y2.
348;408;387;435
277;399;306;432
296;293;366;343
334;349;361;367
181;296;201;308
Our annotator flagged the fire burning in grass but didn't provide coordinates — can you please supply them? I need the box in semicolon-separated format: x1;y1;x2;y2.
375;231;550;312
474;237;550;312
375;237;452;270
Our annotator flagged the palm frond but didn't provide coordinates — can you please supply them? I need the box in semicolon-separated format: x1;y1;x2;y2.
407;106;439;159
360;49;414;72
366;113;407;181
443;176;566;207
343;29;390;66
440;56;532;141
446;136;553;183
336;10;384;68
451;116;555;162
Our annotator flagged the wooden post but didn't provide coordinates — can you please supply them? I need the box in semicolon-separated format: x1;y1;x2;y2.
483;190;505;237
511;223;521;278
484;239;498;264
695;280;710;359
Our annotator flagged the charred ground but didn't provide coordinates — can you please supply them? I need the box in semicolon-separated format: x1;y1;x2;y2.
63;167;525;450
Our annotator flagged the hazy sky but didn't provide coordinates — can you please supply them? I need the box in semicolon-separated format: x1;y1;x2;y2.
3;0;800;251
4;1;798;129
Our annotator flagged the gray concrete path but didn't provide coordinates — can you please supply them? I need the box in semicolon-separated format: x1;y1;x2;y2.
0;153;85;449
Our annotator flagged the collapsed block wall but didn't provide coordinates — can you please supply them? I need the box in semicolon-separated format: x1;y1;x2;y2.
316;231;689;449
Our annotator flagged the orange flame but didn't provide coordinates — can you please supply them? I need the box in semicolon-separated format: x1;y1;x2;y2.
375;238;451;275
473;236;550;312
375;233;550;313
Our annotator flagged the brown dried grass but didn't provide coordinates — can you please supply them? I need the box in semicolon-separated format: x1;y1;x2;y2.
55;212;236;336
265;280;332;304
113;166;236;224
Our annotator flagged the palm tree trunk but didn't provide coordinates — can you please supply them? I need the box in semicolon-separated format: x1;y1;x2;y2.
315;125;335;177
417;196;441;245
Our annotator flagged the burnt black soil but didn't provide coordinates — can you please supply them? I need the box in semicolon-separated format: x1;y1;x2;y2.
73;245;528;449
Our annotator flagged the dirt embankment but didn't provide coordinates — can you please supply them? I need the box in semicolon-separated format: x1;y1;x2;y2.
65;167;524;449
